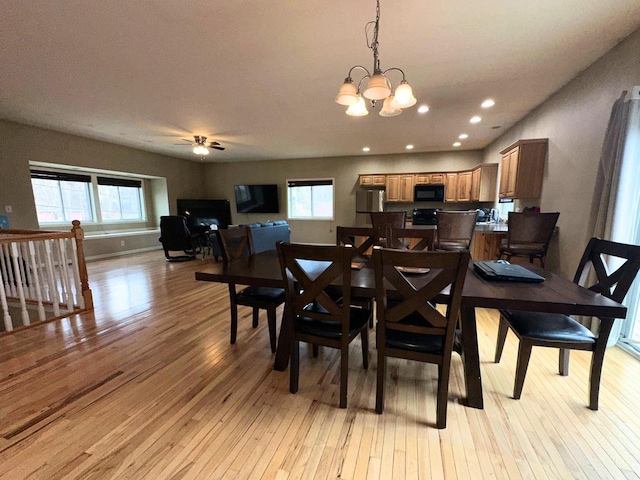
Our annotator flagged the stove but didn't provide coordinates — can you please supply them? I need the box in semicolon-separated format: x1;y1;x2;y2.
412;208;439;225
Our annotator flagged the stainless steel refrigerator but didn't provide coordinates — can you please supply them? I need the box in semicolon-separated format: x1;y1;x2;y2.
355;190;385;226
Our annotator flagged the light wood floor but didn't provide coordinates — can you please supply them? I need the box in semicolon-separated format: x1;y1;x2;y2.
1;251;639;479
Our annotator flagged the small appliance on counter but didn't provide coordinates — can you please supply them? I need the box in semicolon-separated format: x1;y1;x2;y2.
355;190;385;226
412;208;440;225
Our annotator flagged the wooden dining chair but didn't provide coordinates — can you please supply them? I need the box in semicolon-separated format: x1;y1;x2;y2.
336;226;381;258
386;228;436;251
371;212;407;251
373;248;470;428
495;237;640;409
277;242;370;408
335;226;381;327
216;227;285;352
498;212;559;267
434;211;477;252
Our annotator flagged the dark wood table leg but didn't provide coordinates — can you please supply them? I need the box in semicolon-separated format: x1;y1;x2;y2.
274;304;291;371
459;305;484;409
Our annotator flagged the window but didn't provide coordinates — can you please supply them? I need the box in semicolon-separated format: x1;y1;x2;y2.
287;179;334;220
31;170;93;224
97;176;143;221
30;168;145;225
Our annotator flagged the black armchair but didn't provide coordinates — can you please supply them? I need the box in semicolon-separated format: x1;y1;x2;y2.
159;216;199;262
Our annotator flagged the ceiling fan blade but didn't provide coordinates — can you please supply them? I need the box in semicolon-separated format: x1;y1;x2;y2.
210;141;220;146
212;146;225;151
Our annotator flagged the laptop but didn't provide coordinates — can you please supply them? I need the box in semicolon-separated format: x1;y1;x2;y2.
473;260;545;283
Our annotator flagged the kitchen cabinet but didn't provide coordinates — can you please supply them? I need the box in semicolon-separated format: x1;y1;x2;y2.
414;173;445;185
471;163;498;202
359;174;386;187
456;171;472;202
499;139;548;199
386;174;414;202
444;173;458;202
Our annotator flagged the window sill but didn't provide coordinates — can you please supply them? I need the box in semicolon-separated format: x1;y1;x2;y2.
83;228;160;239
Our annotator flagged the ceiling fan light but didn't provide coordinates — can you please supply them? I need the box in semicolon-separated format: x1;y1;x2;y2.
346;96;369;116
335;80;359;105
391;81;417;108
193;145;209;155
363;73;391;100
379;95;402;117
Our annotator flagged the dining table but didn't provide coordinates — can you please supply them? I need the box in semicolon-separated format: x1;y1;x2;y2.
195;250;627;409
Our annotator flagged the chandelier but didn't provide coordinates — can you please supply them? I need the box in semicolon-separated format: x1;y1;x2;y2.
335;0;417;117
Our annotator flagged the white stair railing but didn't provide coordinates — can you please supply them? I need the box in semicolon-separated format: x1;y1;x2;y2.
0;221;93;332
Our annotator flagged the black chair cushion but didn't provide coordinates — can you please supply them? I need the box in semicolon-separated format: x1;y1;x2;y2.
237;286;285;303
385;329;445;354
295;307;370;340
501;310;596;343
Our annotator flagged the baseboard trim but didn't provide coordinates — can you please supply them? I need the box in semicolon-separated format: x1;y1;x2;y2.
86;246;162;261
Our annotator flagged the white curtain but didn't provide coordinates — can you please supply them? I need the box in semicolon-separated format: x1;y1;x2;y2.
609;87;640;347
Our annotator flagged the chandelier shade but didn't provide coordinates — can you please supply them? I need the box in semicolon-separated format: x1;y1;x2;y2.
335;80;359;106
379;95;402;117
363;73;391;100
335;0;417;117
346;96;369;116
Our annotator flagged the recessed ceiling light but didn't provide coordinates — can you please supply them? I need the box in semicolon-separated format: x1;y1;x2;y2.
417;105;430;114
470;116;481;124
481;99;495;108
406;144;414;150
362;147;370;152
453;142;461;147
459;133;469;139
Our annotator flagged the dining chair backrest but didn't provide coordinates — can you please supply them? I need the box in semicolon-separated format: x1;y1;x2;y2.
216;226;255;262
370;211;406;229
506;212;559;249
336;226;381;258
435;211;477;251
373;248;469;339
277;243;353;328
575;237;640;304
386;228;436;251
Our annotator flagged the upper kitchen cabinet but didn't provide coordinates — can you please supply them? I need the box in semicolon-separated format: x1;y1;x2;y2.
386;174;414;202
414;173;445;185
444;173;458;202
456;171;473;202
471;163;498;202
499;139;548;199
359;174;386;187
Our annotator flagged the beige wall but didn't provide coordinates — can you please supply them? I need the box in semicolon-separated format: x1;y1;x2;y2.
204;150;483;244
482;28;640;278
0;119;206;255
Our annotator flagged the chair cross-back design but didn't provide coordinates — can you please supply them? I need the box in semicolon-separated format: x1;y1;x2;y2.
498;212;559;266
336;226;381;258
495;237;640;410
386;228;435;252
435;211;477;252
335;226;380;327
373;248;470;428
217;226;254;262
277;242;370;408
216;227;284;352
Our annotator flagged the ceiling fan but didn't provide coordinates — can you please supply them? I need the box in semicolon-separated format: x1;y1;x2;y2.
176;135;225;156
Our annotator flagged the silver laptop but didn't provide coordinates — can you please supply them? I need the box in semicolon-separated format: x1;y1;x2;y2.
473;260;545;283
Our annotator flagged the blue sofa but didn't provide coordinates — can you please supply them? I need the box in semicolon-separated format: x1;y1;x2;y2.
209;221;291;260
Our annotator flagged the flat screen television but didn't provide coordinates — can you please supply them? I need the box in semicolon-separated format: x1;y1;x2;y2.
234;184;279;214
177;199;231;232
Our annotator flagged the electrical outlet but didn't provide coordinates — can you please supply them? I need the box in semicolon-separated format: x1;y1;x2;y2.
5;206;12;213
120;240;125;247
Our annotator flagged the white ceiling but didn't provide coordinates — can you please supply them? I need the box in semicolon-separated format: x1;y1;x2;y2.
1;1;639;163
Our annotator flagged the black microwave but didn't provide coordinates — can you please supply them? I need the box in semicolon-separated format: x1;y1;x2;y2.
414;184;445;202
